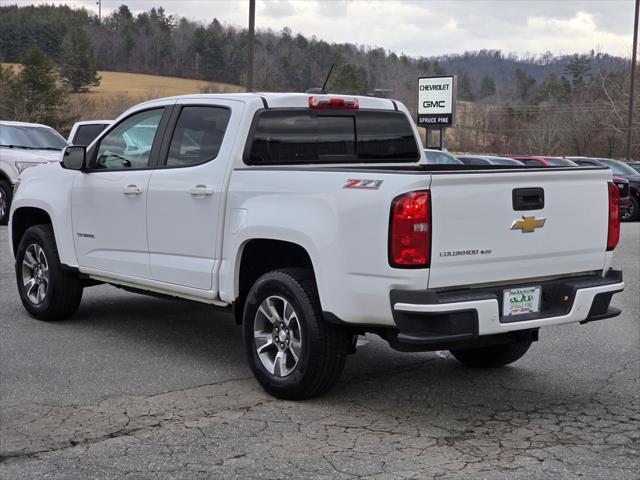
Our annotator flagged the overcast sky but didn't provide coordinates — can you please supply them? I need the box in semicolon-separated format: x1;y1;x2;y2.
7;0;637;58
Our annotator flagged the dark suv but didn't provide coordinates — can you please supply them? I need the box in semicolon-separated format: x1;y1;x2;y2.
570;157;640;221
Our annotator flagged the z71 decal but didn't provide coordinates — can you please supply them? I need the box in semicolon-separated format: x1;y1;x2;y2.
343;179;384;190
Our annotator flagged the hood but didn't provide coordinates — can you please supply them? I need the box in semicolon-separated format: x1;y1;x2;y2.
618;174;640;184
0;147;63;164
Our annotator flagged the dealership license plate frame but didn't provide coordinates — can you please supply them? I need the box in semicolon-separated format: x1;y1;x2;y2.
503;286;542;316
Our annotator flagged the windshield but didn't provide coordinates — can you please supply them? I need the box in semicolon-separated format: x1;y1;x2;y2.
488;157;523;165
545;158;578;166
598;159;638;176
0;124;68;150
424;150;462;164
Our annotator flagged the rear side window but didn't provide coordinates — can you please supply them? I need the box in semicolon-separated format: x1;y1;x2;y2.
73;124;108;146
166;106;231;167
522;159;544;166
246;110;419;165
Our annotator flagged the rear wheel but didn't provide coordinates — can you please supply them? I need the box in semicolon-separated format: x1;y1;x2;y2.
450;340;532;368
0;180;12;225
15;225;83;321
243;269;349;400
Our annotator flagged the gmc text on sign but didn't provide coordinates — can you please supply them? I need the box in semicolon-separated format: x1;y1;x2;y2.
417;75;456;127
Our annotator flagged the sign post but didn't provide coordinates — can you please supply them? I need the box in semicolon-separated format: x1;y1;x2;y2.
417;75;456;150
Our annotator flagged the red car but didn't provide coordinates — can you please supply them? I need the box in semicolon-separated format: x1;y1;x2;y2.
510;156;578;167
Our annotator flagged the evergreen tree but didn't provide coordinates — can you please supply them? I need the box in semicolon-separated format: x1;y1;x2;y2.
532;73;570;104
478;75;496;99
457;73;474;101
564;55;591;90
0;61;17;120
13;45;66;126
514;68;536;101
327;63;368;95
60;27;101;92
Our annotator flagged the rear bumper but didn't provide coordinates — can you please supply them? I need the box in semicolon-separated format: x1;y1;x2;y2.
389;269;624;350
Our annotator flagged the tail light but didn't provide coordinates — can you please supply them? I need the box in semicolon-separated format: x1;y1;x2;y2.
389;191;431;267
607;182;620;251
309;96;359;110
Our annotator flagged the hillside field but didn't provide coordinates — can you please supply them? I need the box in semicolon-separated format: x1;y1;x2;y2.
2;64;244;98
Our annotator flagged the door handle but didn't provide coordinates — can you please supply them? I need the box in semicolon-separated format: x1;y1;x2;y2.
189;185;213;196
123;184;143;195
512;187;544;211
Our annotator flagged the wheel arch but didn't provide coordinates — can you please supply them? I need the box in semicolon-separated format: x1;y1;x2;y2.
234;238;316;324
11;207;53;257
0;169;11;183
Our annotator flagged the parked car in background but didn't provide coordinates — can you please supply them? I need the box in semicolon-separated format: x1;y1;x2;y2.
458;155;525;166
67;120;112;146
511;156;578;167
423;149;462;165
0;121;68;225
570;157;640;221
612;176;631;218
626;161;640;173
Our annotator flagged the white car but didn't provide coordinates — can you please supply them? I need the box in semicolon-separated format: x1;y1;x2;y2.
8;93;625;399
0;121;68;224
423;148;463;165
67;120;112;146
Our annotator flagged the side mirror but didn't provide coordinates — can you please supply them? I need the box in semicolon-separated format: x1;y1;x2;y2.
62;146;86;171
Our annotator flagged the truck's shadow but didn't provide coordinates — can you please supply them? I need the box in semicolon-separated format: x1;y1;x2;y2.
67;285;593;409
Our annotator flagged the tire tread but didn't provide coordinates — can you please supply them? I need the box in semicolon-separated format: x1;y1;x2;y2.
243;268;348;399
450;340;532;368
16;224;83;321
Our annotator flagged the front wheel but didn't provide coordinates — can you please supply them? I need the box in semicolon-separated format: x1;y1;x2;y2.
0;180;12;225
15;224;83;321
622;195;639;222
243;269;349;400
450;340;532;368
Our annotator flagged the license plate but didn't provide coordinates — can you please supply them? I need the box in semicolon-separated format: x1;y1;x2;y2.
503;286;541;316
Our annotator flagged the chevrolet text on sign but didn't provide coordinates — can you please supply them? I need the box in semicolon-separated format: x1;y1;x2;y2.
417;75;456;127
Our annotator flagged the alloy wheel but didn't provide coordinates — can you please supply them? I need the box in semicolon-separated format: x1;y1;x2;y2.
21;243;49;305
253;295;303;377
0;187;6;220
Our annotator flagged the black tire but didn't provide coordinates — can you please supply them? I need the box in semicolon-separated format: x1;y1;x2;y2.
0;180;12;225
450;340;532;368
242;268;349;400
15;224;83;321
622;195;639;222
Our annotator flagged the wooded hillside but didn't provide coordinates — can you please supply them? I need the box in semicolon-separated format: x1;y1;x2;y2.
0;4;636;158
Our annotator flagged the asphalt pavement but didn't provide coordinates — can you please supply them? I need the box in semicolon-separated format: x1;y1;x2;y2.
0;224;638;479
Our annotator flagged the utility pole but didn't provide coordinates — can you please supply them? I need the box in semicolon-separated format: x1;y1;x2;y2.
627;0;639;160
247;0;256;92
96;0;102;22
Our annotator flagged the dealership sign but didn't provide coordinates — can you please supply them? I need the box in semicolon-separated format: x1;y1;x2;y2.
417;75;456;127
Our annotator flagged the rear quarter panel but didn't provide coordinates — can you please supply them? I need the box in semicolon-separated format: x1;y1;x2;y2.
220;168;432;326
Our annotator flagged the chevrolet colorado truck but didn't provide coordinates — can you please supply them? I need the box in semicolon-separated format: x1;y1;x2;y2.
9;93;625;399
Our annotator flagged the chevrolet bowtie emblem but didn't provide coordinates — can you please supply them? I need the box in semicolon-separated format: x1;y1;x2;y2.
511;216;546;233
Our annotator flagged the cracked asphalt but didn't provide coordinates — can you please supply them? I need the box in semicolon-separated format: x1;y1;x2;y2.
0;224;638;479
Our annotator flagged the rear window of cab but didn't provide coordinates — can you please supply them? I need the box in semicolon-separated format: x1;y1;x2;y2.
245;110;420;165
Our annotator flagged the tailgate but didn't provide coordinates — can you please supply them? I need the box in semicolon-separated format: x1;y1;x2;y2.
428;168;611;289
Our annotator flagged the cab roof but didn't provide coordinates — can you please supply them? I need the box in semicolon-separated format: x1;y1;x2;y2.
137;92;399;111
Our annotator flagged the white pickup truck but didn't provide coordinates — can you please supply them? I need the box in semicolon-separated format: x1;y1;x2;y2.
9;93;624;399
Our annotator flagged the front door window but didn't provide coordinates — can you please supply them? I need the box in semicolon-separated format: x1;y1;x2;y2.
94;109;163;169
